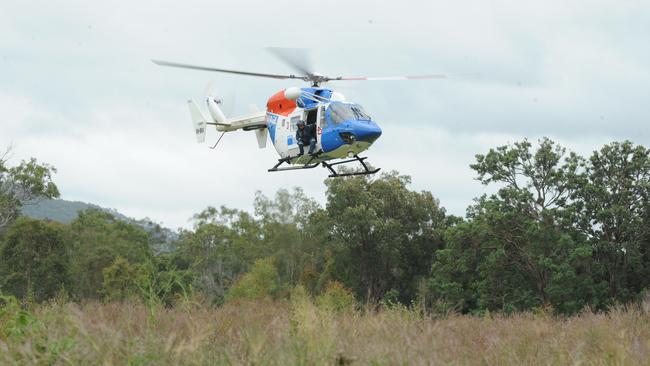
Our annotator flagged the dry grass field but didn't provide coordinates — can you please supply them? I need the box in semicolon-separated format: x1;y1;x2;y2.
1;294;649;365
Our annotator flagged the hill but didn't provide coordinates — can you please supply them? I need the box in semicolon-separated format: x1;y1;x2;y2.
21;198;125;223
21;198;177;253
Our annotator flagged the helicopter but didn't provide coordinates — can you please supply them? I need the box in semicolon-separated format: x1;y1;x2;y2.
153;49;444;177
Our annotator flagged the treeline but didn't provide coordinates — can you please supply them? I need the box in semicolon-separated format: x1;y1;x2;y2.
1;138;649;315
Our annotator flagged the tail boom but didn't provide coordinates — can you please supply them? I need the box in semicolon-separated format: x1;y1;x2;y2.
186;98;267;148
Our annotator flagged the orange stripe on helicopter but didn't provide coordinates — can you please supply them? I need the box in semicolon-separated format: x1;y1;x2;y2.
266;90;297;116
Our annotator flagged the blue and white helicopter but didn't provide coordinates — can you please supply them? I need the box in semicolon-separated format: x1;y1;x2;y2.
154;50;444;177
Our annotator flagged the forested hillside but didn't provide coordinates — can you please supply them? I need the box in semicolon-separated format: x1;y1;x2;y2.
21;198;177;253
1;138;649;314
21;198;103;223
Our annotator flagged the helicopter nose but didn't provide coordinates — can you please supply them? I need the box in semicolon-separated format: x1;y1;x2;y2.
352;122;382;143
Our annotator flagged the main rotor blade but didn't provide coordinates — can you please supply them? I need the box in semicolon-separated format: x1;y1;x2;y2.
152;59;304;80
333;74;448;81
266;47;314;76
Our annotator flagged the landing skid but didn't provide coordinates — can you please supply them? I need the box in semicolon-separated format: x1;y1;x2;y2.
268;153;380;178
321;155;380;178
267;153;321;172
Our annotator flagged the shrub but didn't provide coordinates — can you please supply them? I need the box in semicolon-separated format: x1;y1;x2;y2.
102;257;150;302
316;281;356;313
0;218;70;302
226;257;279;302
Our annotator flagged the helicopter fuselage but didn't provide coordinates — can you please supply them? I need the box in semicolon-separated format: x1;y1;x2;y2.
265;87;382;165
155;53;440;177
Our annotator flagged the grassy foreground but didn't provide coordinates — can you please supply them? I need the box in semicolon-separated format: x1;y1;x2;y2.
1;295;649;365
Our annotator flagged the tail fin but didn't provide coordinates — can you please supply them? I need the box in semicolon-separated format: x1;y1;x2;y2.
255;128;267;148
207;97;227;125
187;99;208;143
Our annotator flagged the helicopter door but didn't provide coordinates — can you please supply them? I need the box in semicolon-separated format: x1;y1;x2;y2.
316;107;326;142
317;105;333;152
316;107;327;150
305;109;318;144
306;108;318;125
317;106;327;130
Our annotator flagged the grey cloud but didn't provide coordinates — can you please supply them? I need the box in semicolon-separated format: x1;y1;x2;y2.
2;0;649;227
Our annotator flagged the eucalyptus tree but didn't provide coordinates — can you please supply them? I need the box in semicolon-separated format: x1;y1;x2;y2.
430;138;600;314
322;171;447;303
0;146;59;233
571;141;650;303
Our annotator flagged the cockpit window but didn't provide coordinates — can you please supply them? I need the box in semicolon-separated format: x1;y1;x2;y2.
327;102;371;125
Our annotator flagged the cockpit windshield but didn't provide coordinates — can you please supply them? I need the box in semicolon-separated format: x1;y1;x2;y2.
327;102;371;125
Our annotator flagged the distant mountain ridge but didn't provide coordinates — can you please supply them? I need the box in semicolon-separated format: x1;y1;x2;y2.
22;199;126;224
21;198;177;253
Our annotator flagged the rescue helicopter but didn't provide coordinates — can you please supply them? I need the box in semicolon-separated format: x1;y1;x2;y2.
153;49;444;177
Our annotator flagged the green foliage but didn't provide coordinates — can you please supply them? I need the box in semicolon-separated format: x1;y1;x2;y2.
321;171;447;302
429;138;596;314
254;188;323;288
0;218;70;302
0;294;41;339
4;139;650;318
226;257;280;302
68;209;153;299
315;281;356;313
102;257;150;301
571;141;650;303
175;206;261;304
6;158;60;200
176;188;324;305
298;263;320;294
0;149;60;232
150;253;194;306
1;295;79;363
429;138;650;315
101;254;193;307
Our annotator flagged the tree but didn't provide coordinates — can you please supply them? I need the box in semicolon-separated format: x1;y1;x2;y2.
430;138;604;314
102;257;148;301
427;220;486;313
175;206;262;304
179;207;257;303
177;189;324;304
572;141;650;303
321;171;447;303
0;147;59;233
68;209;153;299
225;257;280;302
254;188;322;286
316;281;356;313
0;217;70;302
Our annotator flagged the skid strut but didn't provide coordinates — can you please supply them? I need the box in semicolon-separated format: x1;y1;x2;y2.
321;155;380;178
268;153;380;178
268;153;320;172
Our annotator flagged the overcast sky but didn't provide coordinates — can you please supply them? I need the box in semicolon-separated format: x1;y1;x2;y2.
2;0;649;229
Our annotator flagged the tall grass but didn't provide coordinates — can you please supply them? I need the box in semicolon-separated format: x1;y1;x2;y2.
1;293;649;365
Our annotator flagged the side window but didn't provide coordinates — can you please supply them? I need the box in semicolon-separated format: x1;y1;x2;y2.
290;116;300;131
328;102;351;125
319;107;328;129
